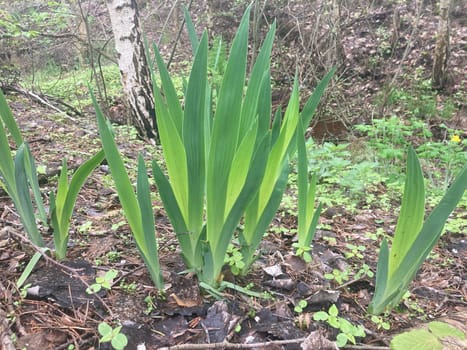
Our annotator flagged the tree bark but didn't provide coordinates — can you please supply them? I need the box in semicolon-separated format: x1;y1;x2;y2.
432;0;451;89
106;0;157;140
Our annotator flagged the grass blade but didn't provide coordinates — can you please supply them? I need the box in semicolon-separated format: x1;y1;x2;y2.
137;155;163;289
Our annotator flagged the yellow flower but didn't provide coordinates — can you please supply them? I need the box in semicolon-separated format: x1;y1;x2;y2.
451;135;461;143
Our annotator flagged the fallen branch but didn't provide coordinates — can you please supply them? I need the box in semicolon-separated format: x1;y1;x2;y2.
158;338;391;350
2;85;80;121
158;338;306;350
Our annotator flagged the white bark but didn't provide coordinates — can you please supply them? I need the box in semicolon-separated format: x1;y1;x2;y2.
106;0;156;139
432;0;451;89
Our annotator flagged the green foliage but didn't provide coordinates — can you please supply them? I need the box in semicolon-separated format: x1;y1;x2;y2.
370;315;391;330
294;119;322;262
224;244;245;275
325;268;350;285
1;88;103;261
0;89;47;247
94;96;163;289
98;322;128;350
390;321;464;350
313;304;366;347
368;147;466;315
355;116;431;162
304;140;396;211
87;269;118;294
30;64;123;110
147;7;332;286
294;299;308;314
49;150;104;260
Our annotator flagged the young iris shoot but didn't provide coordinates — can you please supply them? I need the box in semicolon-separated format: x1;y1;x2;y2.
151;7;332;286
369;146;466;314
0;88;47;247
293;119;322;263
49;150;104;259
94;98;164;289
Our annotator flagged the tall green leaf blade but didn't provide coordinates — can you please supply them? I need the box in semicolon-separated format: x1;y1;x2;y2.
55;159;69;222
389;146;425;277
61;150;104;231
152;43;183;135
183;6;199;54
300;68;336;128
153;89;189;221
52;158;69;257
0;119;17;196
389;163;466;303
297;122;308;243
15;144;44;247
369;159;466;315
304;202;322;247
225;120;258;216
257;71;272;138
0;88;23;146
257;80;300;216
271;107;282;146
183;33;208;233
203;133;270;285
22;145;47;224
207;6;250;239
151;160;187;234
241;161;289;270
239;21;276;138
92;91;145;254
136;155;163;289
52;150;105;259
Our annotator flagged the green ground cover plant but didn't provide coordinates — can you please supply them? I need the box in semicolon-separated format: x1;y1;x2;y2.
313;304;366;347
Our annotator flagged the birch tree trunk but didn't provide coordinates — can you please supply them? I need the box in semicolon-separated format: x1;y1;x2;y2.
106;0;157;140
432;0;451;89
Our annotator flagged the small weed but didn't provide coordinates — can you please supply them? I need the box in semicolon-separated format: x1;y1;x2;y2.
294;299;308;314
87;269;118;294
224;244;245;276
370;315;391;330
400;291;426;317
78;220;93;234
344;243;365;259
106;251;121;263
144;294;155;315
354;263;374;280
325;268;350;285
98;322;128;350
111;221;127;231
119;279;137;294
292;242;312;263
313;304;366;347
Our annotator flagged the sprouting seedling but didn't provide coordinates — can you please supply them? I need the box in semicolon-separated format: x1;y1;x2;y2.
87;269;118;294
98;322;128;350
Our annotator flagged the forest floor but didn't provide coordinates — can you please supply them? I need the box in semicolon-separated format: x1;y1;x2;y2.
1;1;467;350
0;94;465;350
